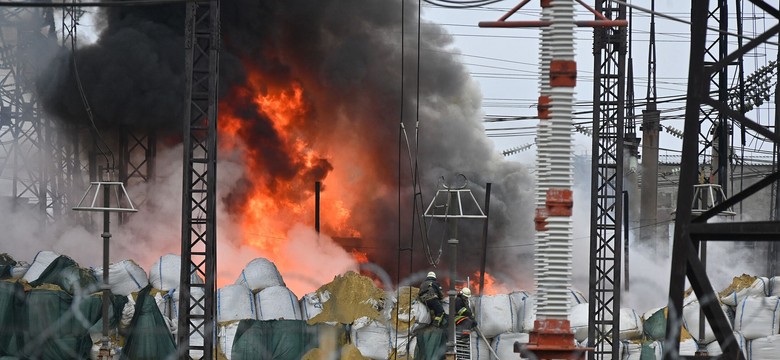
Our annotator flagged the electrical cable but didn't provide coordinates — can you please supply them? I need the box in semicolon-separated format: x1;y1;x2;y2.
611;0;779;46
69;10;114;172
0;0;193;7
423;0;505;10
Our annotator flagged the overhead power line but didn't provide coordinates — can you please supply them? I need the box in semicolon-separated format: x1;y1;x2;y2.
0;0;191;7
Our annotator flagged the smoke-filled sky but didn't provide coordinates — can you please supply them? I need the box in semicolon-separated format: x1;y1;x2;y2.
0;0;770;309
29;0;536;292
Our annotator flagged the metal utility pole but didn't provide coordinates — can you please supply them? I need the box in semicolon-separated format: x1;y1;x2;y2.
663;1;779;359
588;1;626;360
178;0;220;358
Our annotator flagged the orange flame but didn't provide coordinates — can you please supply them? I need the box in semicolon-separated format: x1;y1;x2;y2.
467;271;512;296
351;249;369;264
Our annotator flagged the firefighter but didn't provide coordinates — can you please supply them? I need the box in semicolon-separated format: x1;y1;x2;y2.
418;271;445;327
454;287;477;330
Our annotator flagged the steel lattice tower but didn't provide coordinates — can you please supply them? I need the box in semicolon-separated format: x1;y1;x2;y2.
587;1;626;360
663;1;779;359
178;0;219;358
0;7;58;223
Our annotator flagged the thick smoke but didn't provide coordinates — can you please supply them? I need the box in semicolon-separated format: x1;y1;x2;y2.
35;0;535;288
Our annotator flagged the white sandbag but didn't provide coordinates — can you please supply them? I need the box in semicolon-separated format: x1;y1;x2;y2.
722;277;771;306
474;293;525;337
469;331;492;360
351;317;391;360
255;285;301;321
679;338;699;356
620;341;642;360
390;330;417;357
217;284;256;323
300;292;325;321
93;260;149;296
522;295;536;332
569;303;590;342
704;331;746;357
682;299;733;343
235;258;284;292
23;250;60;282
735;296;780;340
411;299;431;326
509;291;533;332
747;333;780;359
11;263;29;278
218;322;239;360
149;254;204;291
601;308;643;340
492;332;529;360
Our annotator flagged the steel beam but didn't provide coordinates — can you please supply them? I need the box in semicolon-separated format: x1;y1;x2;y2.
587;2;626;360
178;0;219;358
663;1;780;359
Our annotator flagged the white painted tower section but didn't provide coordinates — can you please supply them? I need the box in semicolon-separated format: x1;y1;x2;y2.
534;4;552;317
537;0;575;319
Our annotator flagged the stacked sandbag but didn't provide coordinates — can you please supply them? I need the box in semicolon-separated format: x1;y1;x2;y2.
620;341;642;360
734;296;780;340
11;262;29;279
747;333;780;359
388;286;430;334
469;331;492;360
720;275;770;306
704;331;746;357
22;250;60;282
149;254;204;291
307;271;386;325
217;284;256;323
472;292;526;337
682;297;733;343
234;258;284;292
255;285;302;321
569;303;590;342
350;317;392;360
300;291;326;321
217;321;240;360
601;307;643;340
679;338;699;356
492;332;529;360
390;330;417;358
509;290;533;332
92;259;149;296
642;306;694;343
0;253;16;279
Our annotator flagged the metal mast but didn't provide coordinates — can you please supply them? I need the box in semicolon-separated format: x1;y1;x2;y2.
587;1;626;360
178;0;220;358
639;0;661;252
663;1;779;359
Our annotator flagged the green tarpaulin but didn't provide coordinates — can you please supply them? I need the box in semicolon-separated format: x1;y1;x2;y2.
0;254;16;279
120;285;176;360
0;281;24;356
644;308;665;341
29;256;98;295
414;327;447;360
231;320;346;360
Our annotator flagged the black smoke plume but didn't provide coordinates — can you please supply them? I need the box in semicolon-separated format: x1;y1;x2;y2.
37;0;535;288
